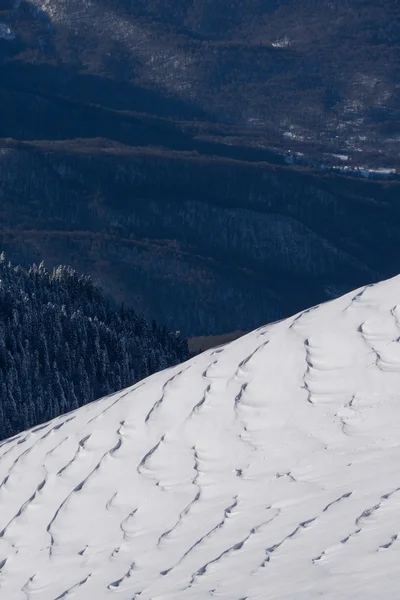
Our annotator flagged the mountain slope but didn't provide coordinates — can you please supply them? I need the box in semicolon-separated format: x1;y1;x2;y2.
1;0;400;335
1;277;400;598
1;0;400;161
2;139;400;335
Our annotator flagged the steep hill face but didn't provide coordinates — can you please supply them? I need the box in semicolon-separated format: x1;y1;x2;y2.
1;0;399;160
1;139;400;334
1;0;400;334
1;277;400;598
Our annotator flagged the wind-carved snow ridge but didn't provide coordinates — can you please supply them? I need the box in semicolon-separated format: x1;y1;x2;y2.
3;278;400;598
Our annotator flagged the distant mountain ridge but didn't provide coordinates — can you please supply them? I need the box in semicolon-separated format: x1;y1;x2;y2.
2;137;400;335
1;0;399;163
1;0;400;335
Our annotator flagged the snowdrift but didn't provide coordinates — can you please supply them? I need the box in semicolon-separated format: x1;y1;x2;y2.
1;278;400;599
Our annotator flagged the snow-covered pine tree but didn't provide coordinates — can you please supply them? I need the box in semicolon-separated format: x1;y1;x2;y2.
0;257;188;440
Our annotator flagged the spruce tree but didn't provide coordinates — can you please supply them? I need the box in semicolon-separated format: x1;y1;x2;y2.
0;256;189;440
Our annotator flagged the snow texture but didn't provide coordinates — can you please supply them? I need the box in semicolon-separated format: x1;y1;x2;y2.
2;277;400;599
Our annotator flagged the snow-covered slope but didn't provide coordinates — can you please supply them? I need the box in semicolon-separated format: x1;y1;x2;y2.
2;278;400;599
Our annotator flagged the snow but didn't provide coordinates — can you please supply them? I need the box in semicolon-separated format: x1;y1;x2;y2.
2;277;400;598
0;24;15;40
358;167;396;178
327;165;397;179
271;36;290;48
283;131;296;140
325;153;349;162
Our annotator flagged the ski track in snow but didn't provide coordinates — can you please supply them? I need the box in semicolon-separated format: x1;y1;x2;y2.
2;278;400;598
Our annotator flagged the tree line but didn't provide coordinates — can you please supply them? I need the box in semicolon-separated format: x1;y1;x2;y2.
0;255;188;440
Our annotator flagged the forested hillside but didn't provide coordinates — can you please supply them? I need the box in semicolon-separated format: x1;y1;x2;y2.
0;255;188;440
2;140;400;335
1;0;399;163
1;0;400;335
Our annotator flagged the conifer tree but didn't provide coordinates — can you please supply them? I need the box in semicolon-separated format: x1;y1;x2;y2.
0;256;188;440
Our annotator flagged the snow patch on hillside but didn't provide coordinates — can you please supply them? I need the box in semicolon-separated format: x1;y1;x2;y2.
0;23;15;40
